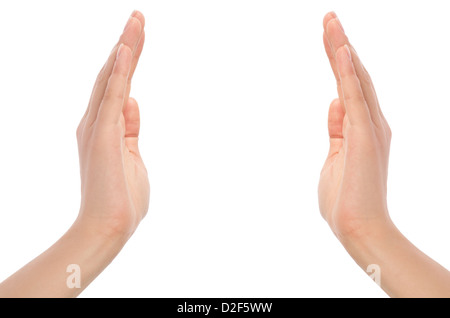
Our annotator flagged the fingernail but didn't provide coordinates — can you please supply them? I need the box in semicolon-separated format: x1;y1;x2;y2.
117;43;124;59
335;16;345;33
344;44;352;61
123;14;134;31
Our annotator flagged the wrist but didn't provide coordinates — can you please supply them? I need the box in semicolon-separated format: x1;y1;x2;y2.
338;215;401;269
75;207;137;244
336;214;411;296
70;214;131;257
337;214;450;297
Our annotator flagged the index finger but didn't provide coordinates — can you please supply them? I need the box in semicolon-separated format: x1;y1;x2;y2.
324;13;381;127
86;11;144;126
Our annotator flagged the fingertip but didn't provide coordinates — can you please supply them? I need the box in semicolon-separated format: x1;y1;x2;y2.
131;10;146;29
122;16;143;42
323;11;337;29
124;97;140;119
127;97;139;108
335;45;353;81
130;16;143;33
328;98;345;139
336;45;352;67
341;43;351;55
325;18;337;36
330;98;341;108
118;17;143;63
124;97;141;138
326;18;347;46
117;43;133;61
112;44;133;82
329;98;343;119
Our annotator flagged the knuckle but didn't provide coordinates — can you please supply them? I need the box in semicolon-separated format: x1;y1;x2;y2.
345;92;365;104
103;90;124;103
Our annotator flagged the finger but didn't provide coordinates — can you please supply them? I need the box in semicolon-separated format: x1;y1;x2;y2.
97;44;133;124
125;30;145;104
87;15;142;125
325;17;381;127
323;32;339;85
328;98;345;139
327;98;345;156
322;12;340;83
123;97;141;138
123;98;141;156
131;10;146;30
322;14;346;123
336;45;371;126
121;11;146;116
86;13;143;126
323;11;337;30
127;10;146;87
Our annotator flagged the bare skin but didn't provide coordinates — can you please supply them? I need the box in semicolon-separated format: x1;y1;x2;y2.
1;9;449;298
0;10;148;297
319;12;450;297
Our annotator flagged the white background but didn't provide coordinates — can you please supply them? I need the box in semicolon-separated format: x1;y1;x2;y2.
0;0;449;298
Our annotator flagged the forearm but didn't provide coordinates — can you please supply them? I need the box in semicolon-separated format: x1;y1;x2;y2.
341;218;450;298
0;218;127;298
0;10;146;298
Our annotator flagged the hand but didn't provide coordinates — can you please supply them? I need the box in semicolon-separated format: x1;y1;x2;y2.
76;11;149;240
318;13;450;297
318;12;392;240
0;11;150;297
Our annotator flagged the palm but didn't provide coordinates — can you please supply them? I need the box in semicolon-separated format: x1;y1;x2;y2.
318;99;346;232
120;105;150;226
319;146;344;221
318;98;390;237
123;143;149;221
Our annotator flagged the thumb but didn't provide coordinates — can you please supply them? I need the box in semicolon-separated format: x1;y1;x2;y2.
327;98;345;155
123;97;141;138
